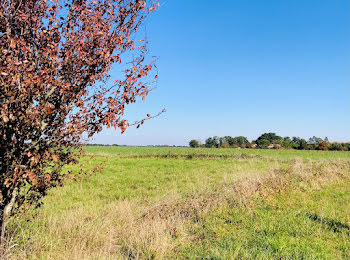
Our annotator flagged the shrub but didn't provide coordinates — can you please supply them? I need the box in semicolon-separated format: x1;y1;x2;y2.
257;139;270;149
189;140;200;148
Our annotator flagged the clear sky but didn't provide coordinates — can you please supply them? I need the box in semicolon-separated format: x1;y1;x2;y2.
92;0;350;146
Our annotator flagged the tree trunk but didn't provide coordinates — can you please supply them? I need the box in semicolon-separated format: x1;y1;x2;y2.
0;208;6;259
0;188;18;258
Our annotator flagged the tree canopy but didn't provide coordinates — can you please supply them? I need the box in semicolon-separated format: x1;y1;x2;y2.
0;0;159;250
256;133;283;144
189;139;200;148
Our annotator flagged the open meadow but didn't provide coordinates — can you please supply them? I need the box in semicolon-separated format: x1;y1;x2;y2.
7;147;350;259
2;1;349;259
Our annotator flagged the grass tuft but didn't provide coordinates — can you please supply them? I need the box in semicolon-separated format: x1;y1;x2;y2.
5;147;350;259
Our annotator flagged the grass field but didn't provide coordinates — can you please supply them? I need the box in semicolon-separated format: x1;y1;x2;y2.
7;147;350;259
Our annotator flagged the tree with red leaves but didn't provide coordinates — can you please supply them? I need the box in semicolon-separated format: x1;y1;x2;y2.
0;0;159;251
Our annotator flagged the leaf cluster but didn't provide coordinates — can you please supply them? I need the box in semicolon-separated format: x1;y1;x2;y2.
0;0;158;220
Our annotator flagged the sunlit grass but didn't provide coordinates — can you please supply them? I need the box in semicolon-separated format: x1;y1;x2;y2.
177;182;350;259
7;147;350;259
84;146;350;160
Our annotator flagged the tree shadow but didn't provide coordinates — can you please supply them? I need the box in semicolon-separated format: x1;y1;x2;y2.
303;212;350;234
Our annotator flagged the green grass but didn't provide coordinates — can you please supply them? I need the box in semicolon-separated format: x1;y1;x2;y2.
8;147;350;259
177;182;350;259
50;156;273;206
84;146;350;160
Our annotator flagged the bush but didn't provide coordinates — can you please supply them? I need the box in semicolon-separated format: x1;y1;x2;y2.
189;140;200;148
220;142;230;148
317;141;328;151
257;139;270;149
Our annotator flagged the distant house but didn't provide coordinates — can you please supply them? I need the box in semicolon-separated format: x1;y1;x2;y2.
268;144;282;149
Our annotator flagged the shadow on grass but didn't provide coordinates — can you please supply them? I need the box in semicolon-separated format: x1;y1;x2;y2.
303;212;350;234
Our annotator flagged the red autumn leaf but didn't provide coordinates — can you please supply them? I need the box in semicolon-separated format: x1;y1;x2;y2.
2;115;9;123
52;155;59;163
9;40;16;49
0;0;161;238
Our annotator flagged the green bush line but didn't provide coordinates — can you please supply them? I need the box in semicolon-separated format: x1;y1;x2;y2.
190;132;350;151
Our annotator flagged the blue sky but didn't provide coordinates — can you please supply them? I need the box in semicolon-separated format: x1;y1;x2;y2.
92;0;350;145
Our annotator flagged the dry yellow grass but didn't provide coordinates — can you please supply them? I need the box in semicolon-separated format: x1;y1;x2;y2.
5;152;350;259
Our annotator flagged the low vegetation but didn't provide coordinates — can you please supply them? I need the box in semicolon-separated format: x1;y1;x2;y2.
3;147;349;259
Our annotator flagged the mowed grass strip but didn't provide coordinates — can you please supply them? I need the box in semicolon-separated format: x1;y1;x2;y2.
7;147;350;259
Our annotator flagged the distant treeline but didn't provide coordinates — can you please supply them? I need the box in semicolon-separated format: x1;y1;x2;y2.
189;133;350;151
86;144;187;147
86;144;120;146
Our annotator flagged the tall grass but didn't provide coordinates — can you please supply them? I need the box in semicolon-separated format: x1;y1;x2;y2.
5;147;350;259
